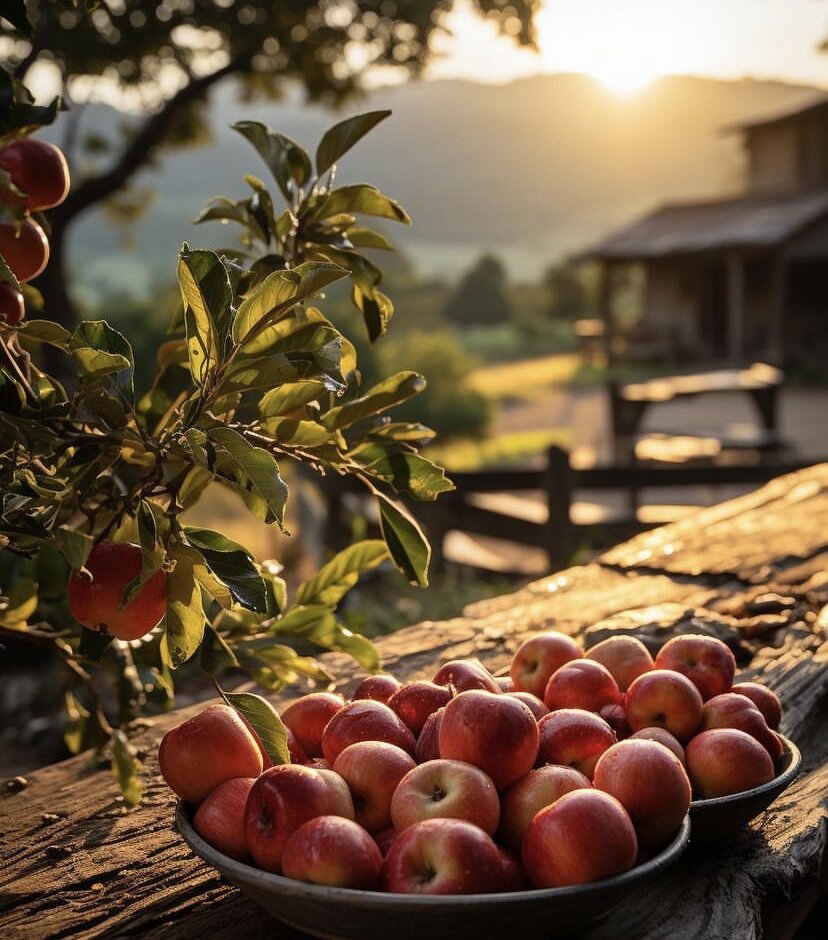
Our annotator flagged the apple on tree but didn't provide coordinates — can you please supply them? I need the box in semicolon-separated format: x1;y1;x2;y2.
0;137;70;211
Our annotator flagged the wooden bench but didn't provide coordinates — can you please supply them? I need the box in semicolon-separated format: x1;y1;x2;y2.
1;464;826;939
607;362;788;464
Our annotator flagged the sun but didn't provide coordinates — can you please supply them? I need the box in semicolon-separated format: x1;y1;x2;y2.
587;60;663;96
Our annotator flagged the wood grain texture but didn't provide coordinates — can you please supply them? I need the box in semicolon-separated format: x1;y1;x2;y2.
2;466;827;940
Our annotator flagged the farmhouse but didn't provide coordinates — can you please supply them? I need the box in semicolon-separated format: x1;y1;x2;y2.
582;96;828;366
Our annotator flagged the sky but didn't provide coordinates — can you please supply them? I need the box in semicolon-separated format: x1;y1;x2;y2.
427;0;828;93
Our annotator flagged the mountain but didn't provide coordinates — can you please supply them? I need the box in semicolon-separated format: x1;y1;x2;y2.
64;72;824;304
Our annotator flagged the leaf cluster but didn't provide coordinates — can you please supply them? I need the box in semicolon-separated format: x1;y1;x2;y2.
0;112;452;802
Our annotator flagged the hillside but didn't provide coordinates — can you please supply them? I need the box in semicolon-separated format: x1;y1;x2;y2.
63;72;823;304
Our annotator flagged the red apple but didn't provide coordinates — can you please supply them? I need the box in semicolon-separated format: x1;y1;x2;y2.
507;691;549;720
593;739;691;850
499;764;591;851
536;708;617;779
599;702;631;739
522;789;638;888
244;764;336;873
390;759;500;836
380;818;502;894
321;699;416;764
281;692;345;757
510;631;582;698
629;727;686;766
495;675;515;692
333;741;416;833
415;707;444;763
543;659;623;713
496;846;530;891
388;681;452;736
585;635;654;691
731;682;782;730
700;693;783;760
316;768;356;821
439;690;539;791
282;816;383;889
625;669;704;743
686;728;775;798
286;727;309;765
159;704;264;805
193;777;257;862
654;634;736;701
304;757;332;771
374;827;399;856
353;674;403;704
432;658;501;693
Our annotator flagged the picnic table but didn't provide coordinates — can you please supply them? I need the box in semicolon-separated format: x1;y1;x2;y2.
608;362;787;463
2;463;828;940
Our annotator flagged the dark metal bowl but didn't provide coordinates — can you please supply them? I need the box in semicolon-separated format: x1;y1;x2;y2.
688;734;801;845
176;804;690;940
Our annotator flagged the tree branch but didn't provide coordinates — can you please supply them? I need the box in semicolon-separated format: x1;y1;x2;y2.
53;54;252;224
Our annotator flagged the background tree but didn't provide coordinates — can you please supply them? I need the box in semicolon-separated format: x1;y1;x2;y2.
544;262;591;322
1;0;539;331
443;254;513;328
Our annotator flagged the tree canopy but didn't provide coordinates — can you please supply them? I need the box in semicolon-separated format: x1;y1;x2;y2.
443;254;513;327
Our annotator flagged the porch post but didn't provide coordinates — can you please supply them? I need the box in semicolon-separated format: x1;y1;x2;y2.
768;253;786;364
599;260;614;365
726;251;745;364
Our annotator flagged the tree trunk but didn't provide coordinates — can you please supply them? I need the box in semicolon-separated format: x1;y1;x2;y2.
30;207;76;381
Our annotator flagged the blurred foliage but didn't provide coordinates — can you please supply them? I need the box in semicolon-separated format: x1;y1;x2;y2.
443;254;513;327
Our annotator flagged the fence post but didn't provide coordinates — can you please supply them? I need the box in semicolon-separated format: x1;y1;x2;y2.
544;445;575;572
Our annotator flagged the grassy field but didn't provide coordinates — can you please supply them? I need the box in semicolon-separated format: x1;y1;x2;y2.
467;352;581;401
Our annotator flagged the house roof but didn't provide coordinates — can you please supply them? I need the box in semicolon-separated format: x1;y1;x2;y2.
725;94;828;134
578;190;828;261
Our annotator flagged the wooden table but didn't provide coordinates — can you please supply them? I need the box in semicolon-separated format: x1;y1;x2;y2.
608;362;787;463
2;465;828;940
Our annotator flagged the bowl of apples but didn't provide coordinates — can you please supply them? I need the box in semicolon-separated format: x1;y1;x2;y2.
162;631;798;938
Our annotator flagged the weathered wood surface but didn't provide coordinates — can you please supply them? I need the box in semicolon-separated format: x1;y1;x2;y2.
2;464;827;940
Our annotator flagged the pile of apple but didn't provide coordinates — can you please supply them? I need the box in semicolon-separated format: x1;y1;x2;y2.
159;631;785;895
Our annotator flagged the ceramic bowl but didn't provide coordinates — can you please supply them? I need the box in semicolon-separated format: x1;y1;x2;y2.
688;734;801;845
176;804;690;940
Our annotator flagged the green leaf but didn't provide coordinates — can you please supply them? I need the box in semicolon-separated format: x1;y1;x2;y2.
178;249;223;386
269;605;380;671
306;184;410;225
258;417;338;447
347;226;395;251
233;121;312;203
322;372;425;430
373;489;430;587
219;352;299;395
18;319;71;350
353;286;394;342
232;261;348;344
111;730;143;807
0;577;38;627
351;444;454;501
206;426;288;528
122;501;164;606
259;380;326;418
295;540;389;608
185;527;270;613
63;691;91;755
160;544;206;668
199;624;240;674
315;110;391;177
220;689;290;766
54;526;93;570
70;321;134;397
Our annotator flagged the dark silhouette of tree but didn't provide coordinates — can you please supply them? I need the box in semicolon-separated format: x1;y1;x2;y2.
544;263;589;321
2;1;538;331
443;254;513;327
